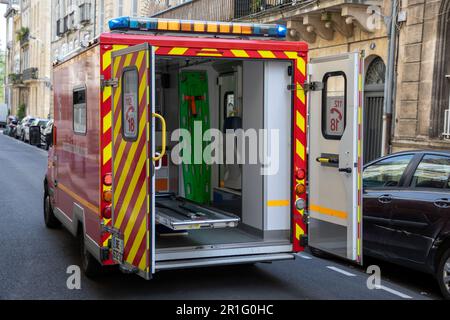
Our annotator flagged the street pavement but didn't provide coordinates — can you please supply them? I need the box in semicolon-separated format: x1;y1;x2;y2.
0;133;443;299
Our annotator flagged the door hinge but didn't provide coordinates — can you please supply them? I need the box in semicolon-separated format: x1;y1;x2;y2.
287;81;323;92
101;77;118;89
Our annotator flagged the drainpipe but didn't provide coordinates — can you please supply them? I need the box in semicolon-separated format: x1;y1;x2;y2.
381;0;398;156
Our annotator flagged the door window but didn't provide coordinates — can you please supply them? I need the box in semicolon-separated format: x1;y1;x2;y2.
73;86;87;134
411;155;450;189
363;154;414;188
121;67;139;141
322;72;346;140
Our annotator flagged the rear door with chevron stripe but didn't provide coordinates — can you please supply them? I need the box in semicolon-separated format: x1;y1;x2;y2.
111;43;153;278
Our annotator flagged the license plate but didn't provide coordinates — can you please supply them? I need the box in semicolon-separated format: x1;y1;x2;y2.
111;234;124;263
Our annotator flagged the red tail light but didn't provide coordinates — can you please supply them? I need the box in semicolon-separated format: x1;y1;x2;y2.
296;168;305;180
102;205;112;219
103;173;112;186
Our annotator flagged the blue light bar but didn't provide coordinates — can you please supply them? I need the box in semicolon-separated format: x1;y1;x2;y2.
108;16;287;38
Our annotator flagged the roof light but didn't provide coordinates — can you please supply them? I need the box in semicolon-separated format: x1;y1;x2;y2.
108;16;287;38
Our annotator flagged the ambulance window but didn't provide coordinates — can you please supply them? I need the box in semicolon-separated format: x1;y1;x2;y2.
73;86;87;134
121;67;139;141
322;72;346;140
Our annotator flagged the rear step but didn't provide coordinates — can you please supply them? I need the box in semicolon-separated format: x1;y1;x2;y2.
155;193;240;231
155;253;295;270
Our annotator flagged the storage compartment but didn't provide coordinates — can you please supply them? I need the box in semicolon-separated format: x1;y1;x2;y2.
153;56;294;263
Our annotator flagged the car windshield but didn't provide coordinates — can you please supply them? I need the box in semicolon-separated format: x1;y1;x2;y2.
38;120;49;127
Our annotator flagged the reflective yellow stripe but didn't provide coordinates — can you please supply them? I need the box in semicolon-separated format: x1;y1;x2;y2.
258;50;276;58
103;142;111;165
123;53;133;68
126;216;147;264
103;86;111;102
123;183;147;244
296;110;305;132
113;111;147;208
114;146;147;228
296;139;305;161
168;47;188;55
295;223;304;240
103;111;111;134
296;85;305;104
267;200;289;207
135;50;145;72
231;49;249;58
309;204;348;220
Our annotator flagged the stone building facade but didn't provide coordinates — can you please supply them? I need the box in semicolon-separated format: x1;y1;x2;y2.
3;0;52;119
153;0;450;158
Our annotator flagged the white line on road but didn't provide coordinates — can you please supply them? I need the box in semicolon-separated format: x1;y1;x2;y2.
296;253;313;260
326;266;356;277
375;285;413;299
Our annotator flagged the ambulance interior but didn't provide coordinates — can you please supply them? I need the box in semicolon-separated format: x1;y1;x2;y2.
153;56;294;262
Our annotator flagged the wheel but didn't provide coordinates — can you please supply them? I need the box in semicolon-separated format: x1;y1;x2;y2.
79;230;102;278
43;192;61;228
436;247;450;300
21;133;25;141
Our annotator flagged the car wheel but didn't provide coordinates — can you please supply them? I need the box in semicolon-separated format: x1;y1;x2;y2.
43;192;61;229
437;247;450;300
79;230;102;278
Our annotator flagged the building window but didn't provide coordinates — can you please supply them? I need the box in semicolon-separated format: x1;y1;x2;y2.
99;0;104;33
132;0;138;16
121;67;139;141
73;86;87;134
322;72;347;140
432;0;450;138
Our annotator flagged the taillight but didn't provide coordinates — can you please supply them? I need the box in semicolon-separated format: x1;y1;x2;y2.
103;205;112;219
295;183;306;196
103;173;112;186
103;190;112;203
296;168;305;180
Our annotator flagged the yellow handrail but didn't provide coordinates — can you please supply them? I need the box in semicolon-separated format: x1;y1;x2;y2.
152;112;166;162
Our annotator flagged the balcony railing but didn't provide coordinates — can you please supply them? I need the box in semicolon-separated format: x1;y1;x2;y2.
22;67;38;81
443;109;450;139
8;73;23;85
234;0;294;19
153;0;235;22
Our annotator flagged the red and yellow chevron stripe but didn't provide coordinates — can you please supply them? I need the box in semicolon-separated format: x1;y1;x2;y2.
111;48;150;272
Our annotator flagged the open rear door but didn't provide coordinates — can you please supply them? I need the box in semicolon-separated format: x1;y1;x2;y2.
110;43;154;279
307;52;363;264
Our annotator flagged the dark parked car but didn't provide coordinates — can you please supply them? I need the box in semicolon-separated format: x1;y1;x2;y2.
363;151;450;299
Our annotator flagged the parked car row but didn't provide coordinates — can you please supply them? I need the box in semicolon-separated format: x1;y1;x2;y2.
3;115;53;150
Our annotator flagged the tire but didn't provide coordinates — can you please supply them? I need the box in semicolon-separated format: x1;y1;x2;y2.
43;192;61;229
436;247;450;300
79;230;102;278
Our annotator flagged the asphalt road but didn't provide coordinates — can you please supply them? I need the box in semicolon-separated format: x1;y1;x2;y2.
0;133;443;300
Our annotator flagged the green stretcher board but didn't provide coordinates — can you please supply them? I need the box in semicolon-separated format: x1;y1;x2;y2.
179;71;211;204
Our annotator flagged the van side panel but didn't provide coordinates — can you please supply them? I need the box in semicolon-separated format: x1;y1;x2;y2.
53;45;101;242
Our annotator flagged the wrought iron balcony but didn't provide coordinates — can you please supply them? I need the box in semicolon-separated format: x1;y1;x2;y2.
8;73;23;85
22;68;39;81
234;0;294;19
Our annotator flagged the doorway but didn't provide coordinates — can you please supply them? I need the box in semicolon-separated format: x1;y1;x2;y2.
364;56;386;163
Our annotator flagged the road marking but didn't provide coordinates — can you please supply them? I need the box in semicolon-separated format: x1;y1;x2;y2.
375;284;412;299
326;266;356;277
296;253;313;260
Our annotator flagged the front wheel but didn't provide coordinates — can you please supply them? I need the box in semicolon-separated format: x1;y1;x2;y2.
43;192;61;228
437;248;450;300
